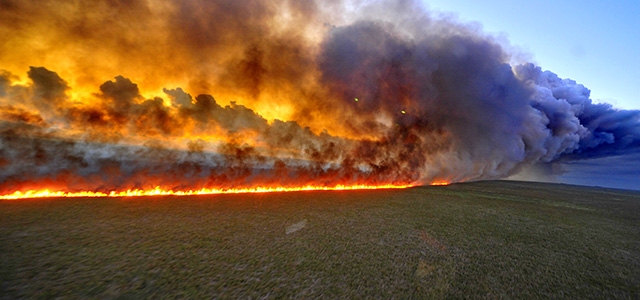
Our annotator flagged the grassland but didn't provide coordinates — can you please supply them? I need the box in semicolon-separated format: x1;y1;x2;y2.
1;181;639;299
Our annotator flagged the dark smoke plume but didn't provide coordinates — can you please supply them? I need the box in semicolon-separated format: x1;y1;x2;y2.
0;0;638;193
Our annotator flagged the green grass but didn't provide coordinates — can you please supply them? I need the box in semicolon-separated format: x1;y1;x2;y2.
1;181;639;299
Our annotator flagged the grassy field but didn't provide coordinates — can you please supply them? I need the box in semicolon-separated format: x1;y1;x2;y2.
1;181;639;299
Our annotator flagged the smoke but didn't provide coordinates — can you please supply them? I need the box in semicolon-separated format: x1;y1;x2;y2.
514;64;640;160
0;0;638;193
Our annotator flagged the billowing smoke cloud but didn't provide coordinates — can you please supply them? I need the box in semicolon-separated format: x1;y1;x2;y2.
0;0;638;193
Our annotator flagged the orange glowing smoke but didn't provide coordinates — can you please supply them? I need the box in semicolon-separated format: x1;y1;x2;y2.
0;184;414;200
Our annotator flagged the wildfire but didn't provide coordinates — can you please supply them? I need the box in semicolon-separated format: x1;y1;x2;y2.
0;184;414;200
430;181;450;186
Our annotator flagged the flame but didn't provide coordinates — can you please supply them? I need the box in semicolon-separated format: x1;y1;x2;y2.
0;184;414;200
430;181;449;186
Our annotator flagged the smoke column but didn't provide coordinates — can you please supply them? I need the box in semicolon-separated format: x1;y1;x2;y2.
0;0;638;194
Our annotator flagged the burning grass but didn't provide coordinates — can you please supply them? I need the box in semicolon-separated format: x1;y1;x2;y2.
0;184;414;200
1;181;639;298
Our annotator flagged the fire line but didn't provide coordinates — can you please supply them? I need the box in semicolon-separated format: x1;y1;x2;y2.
0;184;415;200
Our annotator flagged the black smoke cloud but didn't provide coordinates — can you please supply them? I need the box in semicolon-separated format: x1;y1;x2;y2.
0;0;638;193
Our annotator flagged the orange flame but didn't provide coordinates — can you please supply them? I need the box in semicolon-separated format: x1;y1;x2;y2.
0;184;414;200
430;181;449;186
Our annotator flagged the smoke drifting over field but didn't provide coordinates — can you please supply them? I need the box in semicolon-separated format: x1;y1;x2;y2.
0;0;638;193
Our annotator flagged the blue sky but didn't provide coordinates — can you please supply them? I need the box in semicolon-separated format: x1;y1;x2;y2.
424;0;640;110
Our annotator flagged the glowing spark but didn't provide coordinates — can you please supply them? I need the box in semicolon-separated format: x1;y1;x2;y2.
355;98;358;101
0;184;414;200
401;110;406;114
